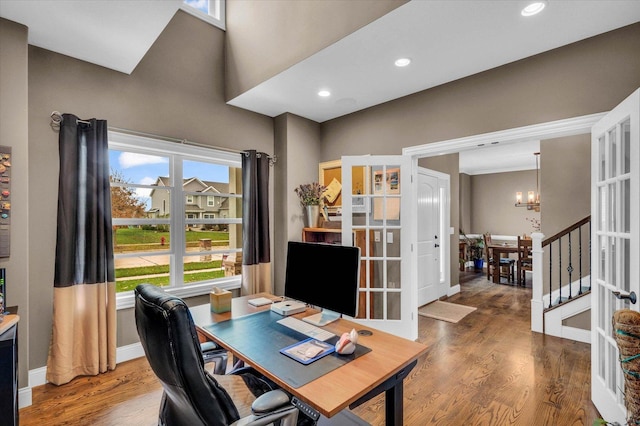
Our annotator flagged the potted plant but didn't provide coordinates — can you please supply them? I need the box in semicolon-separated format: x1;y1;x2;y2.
294;182;326;228
470;238;485;271
460;230;484;271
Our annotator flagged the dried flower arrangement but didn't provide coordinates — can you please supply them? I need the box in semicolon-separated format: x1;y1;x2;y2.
294;182;326;206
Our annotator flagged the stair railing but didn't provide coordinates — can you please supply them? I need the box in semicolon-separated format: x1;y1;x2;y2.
530;216;591;334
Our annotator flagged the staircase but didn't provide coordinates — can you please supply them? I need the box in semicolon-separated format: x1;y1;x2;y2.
530;216;591;343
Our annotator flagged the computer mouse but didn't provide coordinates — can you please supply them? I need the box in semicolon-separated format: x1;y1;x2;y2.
304;346;324;358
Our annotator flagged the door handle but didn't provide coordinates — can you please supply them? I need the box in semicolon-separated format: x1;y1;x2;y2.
434;244;440;248
612;290;637;304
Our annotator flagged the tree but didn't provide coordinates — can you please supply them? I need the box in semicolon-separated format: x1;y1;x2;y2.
110;170;147;219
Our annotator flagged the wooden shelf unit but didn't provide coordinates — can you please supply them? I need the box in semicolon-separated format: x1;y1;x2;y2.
302;227;372;318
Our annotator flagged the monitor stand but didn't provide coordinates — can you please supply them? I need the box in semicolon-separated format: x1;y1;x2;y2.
302;309;340;327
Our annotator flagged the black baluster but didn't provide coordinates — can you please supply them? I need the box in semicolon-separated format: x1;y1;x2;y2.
558;237;562;305
568;231;573;300
589;220;593;291
578;226;583;295
549;243;553;308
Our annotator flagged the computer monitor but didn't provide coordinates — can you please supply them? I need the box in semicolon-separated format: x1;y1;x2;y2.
284;241;360;326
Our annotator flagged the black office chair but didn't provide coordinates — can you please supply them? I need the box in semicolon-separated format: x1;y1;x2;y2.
134;284;299;426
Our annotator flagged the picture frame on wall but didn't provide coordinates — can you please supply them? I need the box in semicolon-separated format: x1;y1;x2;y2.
373;167;400;220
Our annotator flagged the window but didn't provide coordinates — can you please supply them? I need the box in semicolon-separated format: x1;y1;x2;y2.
207;195;215;207
109;132;242;308
181;0;226;30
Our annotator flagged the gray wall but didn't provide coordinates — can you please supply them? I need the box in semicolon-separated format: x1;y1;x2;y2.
470;170;541;236
540;134;591;236
274;113;322;296
459;173;471;234
225;0;405;100
0;18;30;390
26;11;274;372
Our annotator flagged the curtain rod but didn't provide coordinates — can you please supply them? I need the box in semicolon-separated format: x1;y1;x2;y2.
49;111;277;164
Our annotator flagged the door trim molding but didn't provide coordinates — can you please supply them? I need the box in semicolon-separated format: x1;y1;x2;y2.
402;112;607;157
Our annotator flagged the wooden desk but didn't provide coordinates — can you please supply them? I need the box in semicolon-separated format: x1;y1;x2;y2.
191;293;427;426
487;244;517;284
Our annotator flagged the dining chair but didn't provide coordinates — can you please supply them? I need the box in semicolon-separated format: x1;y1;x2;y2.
517;236;533;286
483;234;515;284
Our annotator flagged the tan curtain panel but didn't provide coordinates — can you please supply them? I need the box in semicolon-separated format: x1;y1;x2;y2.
46;114;116;385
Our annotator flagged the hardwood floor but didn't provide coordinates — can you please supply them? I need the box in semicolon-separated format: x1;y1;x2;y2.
20;275;600;425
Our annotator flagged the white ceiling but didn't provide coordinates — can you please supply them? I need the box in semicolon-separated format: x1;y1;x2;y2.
459;140;540;175
0;0;182;74
228;0;640;123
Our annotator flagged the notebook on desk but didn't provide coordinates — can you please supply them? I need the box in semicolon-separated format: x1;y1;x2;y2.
280;338;334;365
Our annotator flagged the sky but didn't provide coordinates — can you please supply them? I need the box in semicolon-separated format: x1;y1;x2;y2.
109;149;230;209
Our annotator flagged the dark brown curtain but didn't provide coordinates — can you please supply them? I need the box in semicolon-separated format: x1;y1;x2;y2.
46;113;116;385
241;150;271;295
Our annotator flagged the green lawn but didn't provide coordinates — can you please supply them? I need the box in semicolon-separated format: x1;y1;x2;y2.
114;227;229;245
115;260;222;278
116;269;226;292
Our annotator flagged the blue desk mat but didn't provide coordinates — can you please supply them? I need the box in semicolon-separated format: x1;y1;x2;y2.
203;310;371;388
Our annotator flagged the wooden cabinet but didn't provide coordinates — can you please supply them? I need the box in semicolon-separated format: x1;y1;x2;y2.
302;227;372;318
0;314;19;426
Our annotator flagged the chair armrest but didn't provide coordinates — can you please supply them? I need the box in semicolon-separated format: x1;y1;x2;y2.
251;389;290;414
231;390;298;426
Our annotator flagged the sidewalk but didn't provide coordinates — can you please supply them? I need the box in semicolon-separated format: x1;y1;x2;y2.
114;246;229;268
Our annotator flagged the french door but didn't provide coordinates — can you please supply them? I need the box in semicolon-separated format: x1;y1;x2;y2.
591;88;639;424
341;155;416;340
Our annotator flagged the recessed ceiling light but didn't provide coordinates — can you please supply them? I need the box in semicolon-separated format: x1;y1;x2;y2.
394;58;411;67
521;1;546;17
318;90;331;97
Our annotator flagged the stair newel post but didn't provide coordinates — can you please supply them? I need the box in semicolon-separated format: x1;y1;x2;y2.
530;232;545;333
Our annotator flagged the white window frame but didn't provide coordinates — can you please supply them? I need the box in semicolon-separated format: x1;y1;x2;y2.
207;195;215;207
109;131;241;309
181;0;226;30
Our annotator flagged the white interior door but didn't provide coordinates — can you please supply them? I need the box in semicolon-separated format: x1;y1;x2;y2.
591;88;639;424
417;168;439;306
341;155;416;340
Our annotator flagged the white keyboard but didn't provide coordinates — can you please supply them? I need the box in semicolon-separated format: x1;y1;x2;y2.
277;316;336;342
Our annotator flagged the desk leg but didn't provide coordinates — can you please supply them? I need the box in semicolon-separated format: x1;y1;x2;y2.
385;382;403;426
350;360;416;426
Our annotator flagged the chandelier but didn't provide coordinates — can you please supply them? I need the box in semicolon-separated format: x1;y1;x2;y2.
515;152;540;211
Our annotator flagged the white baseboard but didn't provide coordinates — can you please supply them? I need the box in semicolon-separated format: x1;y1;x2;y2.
18;387;32;409
21;342;145;408
116;342;145;364
448;284;461;297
